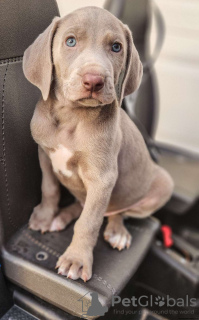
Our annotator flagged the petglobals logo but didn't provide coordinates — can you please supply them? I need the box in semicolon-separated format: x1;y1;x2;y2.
78;291;108;318
112;295;197;308
154;296;165;307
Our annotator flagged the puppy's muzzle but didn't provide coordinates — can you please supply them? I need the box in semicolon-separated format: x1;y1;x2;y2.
82;73;104;92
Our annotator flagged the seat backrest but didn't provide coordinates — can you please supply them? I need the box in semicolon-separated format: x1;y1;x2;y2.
0;0;59;244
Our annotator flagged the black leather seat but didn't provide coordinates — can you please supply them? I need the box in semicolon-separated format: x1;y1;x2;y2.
0;0;59;244
0;1;160;318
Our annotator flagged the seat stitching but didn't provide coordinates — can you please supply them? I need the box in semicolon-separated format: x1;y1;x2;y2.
1;62;18;229
23;230;60;258
0;56;23;65
93;273;116;294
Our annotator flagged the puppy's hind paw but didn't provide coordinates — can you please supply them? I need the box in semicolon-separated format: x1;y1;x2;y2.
50;203;82;232
104;223;132;251
50;215;66;232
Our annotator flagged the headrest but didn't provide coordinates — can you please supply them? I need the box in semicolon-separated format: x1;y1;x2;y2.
0;0;59;60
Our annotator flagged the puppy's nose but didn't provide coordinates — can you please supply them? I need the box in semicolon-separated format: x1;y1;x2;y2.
82;73;104;92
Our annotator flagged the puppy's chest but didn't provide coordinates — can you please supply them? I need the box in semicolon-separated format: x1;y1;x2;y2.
49;144;74;178
32;107;82;180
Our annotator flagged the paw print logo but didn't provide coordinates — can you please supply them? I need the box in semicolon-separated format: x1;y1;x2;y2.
155;296;165;307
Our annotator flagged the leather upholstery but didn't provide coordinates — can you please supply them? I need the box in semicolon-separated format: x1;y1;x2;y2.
0;0;59;60
0;0;59;244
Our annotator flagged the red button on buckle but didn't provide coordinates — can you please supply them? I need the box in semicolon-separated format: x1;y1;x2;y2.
161;225;173;248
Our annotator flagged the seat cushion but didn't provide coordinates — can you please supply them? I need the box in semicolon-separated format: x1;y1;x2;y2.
2;217;159;318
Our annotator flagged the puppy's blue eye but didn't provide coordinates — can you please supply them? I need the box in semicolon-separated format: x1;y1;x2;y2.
112;43;121;52
66;37;76;47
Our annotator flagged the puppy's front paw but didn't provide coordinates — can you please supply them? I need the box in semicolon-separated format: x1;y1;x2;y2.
29;204;57;233
104;222;132;251
56;246;93;282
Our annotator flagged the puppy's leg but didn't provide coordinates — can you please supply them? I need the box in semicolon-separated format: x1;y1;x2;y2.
56;174;116;281
124;167;174;218
50;201;82;232
29;146;60;233
104;215;132;250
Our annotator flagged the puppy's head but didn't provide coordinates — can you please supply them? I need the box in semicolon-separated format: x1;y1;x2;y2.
23;7;143;107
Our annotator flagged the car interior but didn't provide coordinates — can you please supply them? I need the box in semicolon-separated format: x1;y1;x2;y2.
0;0;199;319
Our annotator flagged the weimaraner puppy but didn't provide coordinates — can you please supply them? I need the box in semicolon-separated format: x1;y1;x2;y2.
23;6;174;282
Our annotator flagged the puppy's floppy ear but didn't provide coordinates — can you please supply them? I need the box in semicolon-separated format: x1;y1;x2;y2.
23;17;60;101
122;25;143;98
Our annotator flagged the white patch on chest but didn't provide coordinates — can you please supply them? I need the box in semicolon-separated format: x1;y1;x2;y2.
49;144;73;177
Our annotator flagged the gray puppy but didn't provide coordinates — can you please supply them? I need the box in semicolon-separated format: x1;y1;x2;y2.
23;7;174;282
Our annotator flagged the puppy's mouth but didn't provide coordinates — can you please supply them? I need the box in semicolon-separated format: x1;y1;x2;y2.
77;98;102;107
